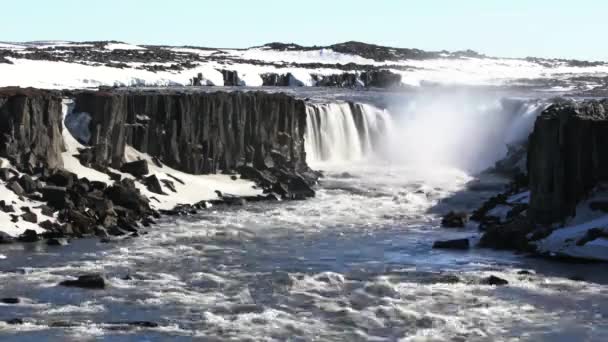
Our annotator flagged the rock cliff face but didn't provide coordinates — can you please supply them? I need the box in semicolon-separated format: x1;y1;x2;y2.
73;90;309;175
0;88;64;171
527;100;608;224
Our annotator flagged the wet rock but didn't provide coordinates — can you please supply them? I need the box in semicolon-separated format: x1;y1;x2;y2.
441;211;468;228
479;216;536;251
0;231;15;244
59;274;106;289
432;238;470;250
106;321;159;329
17;229;40;242
1;297;21;304
5;318;24;325
120;160;149;178
481;275;509;286
287;175;315;199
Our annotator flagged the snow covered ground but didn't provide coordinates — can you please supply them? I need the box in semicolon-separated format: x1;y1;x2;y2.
1;41;608;90
535;186;608;261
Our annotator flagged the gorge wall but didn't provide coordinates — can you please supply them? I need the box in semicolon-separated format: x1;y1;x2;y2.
72;90;310;175
0;88;64;171
527;100;608;224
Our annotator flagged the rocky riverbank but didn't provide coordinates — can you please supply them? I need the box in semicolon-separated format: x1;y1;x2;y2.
0;87;318;244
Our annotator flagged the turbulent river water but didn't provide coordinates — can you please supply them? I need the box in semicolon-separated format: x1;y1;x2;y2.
1;88;608;341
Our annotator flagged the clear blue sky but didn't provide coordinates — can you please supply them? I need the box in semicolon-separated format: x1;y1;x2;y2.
1;0;606;60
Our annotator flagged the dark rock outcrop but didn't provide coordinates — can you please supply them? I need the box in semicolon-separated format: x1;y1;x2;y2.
0;88;64;171
528;100;608;224
441;211;468;228
73;90;310;176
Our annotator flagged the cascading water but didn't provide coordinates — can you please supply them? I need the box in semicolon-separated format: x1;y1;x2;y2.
304;102;394;163
303;93;547;173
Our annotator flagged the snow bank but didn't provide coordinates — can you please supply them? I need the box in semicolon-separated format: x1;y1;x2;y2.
121;147;261;211
535;216;608;261
535;186;608;261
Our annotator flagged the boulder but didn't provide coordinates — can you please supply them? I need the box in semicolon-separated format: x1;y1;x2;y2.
104;179;150;214
144;174;165;195
59;274;106;289
41;186;69;209
21;212;37;224
481;275;509;286
47;169;77;187
441;211;468;228
0;298;20;304
120;160;149;178
17;229;40;242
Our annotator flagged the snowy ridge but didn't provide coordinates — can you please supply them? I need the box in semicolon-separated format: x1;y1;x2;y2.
1;41;608;91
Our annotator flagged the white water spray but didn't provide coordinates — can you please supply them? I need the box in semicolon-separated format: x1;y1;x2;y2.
303;91;547;173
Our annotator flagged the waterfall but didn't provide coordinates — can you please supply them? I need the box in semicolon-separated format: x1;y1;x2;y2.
303;93;547;173
304;102;394;163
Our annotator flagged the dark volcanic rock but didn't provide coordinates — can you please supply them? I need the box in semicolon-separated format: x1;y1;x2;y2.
120;160;149;178
144;174;165;195
104;179;150;214
479;216;536;251
481;275;509;286
432;238;470;250
0;231;15;244
528;100;608;224
73;90;310;175
21;211;37;223
47;169;77;187
59;274;106;289
18;174;37;193
441;211;468;228
0;88;65;171
0;297;20;304
17;229;40;242
6;181;25;196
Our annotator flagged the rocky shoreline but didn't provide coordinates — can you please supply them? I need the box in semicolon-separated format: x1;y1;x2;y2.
0;87;319;245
